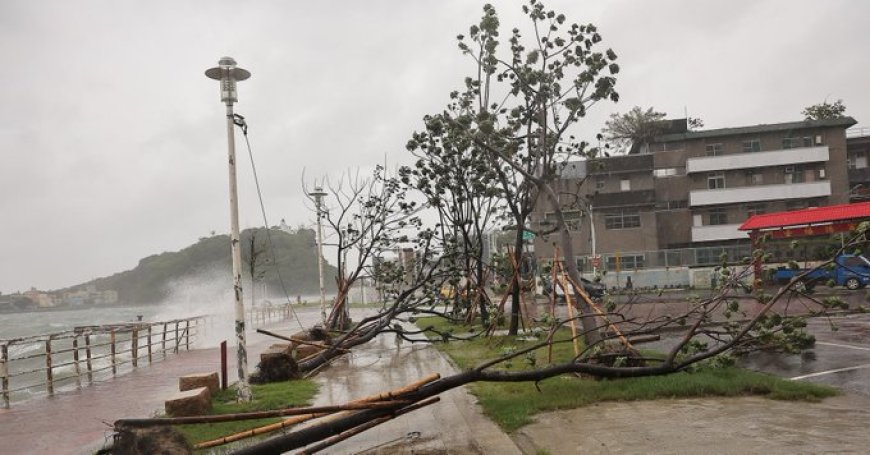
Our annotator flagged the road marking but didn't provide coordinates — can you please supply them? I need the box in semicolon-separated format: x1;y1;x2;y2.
816;341;870;352
790;363;870;381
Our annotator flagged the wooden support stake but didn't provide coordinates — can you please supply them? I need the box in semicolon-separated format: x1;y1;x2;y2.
131;328;139;368
1;344;10;409
72;337;82;389
45;339;54;395
110;330;117;375
297;397;440;455
85;334;93;383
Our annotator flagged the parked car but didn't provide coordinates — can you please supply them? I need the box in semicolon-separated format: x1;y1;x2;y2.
773;254;870;290
541;276;605;300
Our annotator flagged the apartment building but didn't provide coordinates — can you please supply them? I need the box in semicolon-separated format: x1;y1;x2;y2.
532;116;858;286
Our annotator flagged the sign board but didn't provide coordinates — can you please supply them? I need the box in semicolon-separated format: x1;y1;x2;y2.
590;256;601;269
522;230;536;240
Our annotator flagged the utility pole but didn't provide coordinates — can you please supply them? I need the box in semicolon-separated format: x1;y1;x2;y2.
205;57;252;402
310;187;328;325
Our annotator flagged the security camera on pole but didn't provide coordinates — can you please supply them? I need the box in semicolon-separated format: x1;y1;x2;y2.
205;57;252;402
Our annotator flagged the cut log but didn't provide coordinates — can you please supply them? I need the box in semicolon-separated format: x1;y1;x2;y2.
165;387;211;417
179;372;219;394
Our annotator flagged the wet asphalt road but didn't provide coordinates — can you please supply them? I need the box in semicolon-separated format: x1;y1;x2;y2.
739;313;870;395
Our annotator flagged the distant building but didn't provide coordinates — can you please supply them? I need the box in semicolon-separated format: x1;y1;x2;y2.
533;116;859;288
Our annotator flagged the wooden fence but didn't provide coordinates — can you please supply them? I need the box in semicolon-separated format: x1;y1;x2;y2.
0;317;202;409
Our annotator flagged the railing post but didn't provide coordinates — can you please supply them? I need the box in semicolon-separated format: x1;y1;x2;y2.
72;336;82;389
84;334;93;383
45;338;54;396
1;344;10;409
147;325;153;364
110;330;117;376
131;328;139;368
162;322;168;358
174;322;180;353
185;320;191;351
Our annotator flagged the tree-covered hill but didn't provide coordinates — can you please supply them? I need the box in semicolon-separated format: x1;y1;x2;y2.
76;228;336;305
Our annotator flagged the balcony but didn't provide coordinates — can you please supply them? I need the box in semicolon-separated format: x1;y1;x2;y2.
691;224;747;242
690;181;831;206
686;146;829;174
592;190;656;209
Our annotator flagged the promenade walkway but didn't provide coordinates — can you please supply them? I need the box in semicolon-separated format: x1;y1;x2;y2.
0;308;520;454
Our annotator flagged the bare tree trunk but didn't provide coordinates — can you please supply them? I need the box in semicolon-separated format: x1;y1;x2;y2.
545;186;601;347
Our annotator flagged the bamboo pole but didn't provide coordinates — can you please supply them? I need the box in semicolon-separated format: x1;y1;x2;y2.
194;373;441;449
72;337;82;389
45;339;54;395
118;401;407;427
85;334;93;383
256;329;349;352
554;259;580;357
1;344;9;409
296;397;440;455
562;272;634;351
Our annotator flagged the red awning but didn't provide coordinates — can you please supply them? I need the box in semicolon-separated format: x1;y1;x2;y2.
739;202;870;231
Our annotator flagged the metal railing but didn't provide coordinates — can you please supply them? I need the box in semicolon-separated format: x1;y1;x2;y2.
0;317;203;408
245;303;295;328
847;126;870;138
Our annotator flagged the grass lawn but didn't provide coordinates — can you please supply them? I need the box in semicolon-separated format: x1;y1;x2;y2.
415;315;838;432
175;380;319;446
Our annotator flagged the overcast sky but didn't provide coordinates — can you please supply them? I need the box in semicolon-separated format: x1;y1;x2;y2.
2;0;869;293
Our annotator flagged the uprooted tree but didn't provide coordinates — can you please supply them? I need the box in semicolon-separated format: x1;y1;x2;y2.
112;2;860;453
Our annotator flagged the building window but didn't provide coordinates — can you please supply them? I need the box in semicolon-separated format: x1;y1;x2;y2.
786;200;809;211
745;202;766;217
707;172;725;189
604;211;641;229
802;136;813;147
848;153;868;170
655;200;688;211
748;171;763;185
606;254;644;271
784;166;805;184
705;143;723;156
708;208;728;225
653;167;681;178
620;179;631;191
742;139;761;153
595;178;605;190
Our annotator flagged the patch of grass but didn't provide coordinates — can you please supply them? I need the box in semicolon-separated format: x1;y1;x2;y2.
175;380;318;446
471;368;837;431
416;315;838;432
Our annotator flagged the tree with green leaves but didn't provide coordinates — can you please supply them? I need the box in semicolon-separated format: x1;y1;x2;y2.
408;0;619;345
602;106;666;153
802;99;847;120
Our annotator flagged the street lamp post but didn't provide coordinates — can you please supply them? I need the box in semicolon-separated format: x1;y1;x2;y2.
205;57;252;402
309;187;328;325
